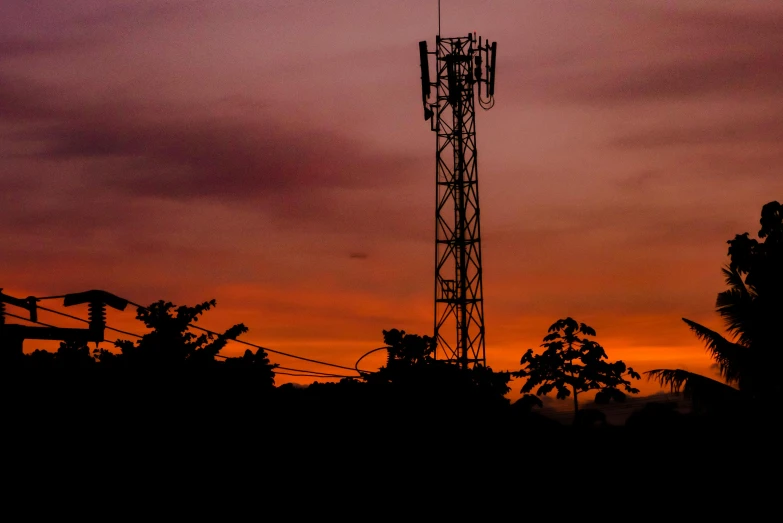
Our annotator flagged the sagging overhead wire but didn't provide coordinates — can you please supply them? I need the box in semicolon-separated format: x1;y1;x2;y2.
36;304;143;339
355;346;389;376
3;311;58;329
213;354;355;379
7;290;363;377
275;365;353;378
8;305;355;381
2;311;128;346
213;354;352;379
123;299;360;374
8;309;357;380
276;371;357;379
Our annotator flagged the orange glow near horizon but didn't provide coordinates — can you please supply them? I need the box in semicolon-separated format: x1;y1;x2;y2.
2;282;728;401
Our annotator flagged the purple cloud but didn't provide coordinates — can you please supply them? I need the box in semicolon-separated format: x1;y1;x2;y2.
0;73;424;205
611;113;783;149
507;5;783;104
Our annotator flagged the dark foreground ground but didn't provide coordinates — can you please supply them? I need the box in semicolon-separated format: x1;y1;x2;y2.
4;371;780;512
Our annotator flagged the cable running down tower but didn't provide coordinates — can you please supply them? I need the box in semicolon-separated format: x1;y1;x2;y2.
419;32;497;369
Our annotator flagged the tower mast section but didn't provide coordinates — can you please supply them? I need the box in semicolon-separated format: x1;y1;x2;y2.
419;33;497;369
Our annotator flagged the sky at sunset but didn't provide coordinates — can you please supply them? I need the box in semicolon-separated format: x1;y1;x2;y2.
2;0;782;398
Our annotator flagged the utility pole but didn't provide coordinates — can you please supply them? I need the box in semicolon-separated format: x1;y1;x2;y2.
0;289;128;358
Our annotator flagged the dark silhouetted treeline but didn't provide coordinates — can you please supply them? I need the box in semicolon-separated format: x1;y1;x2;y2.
4;203;783;483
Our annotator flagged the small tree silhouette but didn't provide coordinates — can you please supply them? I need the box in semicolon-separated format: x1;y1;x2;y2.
382;328;436;369
514;318;640;420
114;299;249;368
368;328;510;405
112;299;277;396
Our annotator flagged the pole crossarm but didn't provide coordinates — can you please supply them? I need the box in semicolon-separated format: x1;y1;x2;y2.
0;288;129;357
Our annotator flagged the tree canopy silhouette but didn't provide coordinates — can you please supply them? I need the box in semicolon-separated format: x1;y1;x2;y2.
112;300;241;364
647;201;783;411
382;328;436;369
365;328;510;407
96;299;277;388
514;317;640;418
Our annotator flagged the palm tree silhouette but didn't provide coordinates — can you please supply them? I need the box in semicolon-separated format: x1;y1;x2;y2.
648;201;783;411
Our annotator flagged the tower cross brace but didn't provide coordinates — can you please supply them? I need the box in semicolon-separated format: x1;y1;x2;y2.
420;33;497;369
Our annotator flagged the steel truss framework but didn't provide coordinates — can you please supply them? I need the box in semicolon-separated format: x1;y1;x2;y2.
430;35;488;368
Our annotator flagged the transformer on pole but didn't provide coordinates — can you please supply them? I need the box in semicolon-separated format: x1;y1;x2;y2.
419;33;497;369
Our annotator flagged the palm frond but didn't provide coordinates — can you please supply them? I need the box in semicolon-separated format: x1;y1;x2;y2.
717;265;758;346
645;369;740;410
715;290;756;347
682;318;746;385
645;369;694;394
721;265;751;297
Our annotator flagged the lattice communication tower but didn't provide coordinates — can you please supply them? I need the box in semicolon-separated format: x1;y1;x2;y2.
419;33;497;368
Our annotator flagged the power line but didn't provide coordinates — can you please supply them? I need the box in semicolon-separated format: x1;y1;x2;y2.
276;371;356;379
124;299;359;373
355;346;388;375
36;305;88;324
276;366;354;378
228;337;358;373
5;304;359;381
2;312;128;347
204;356;352;378
3;313;353;379
8;292;362;376
36;304;143;339
34;295;68;300
3;312;57;328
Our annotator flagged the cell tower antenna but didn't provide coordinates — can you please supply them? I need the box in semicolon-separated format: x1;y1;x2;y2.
418;31;498;369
